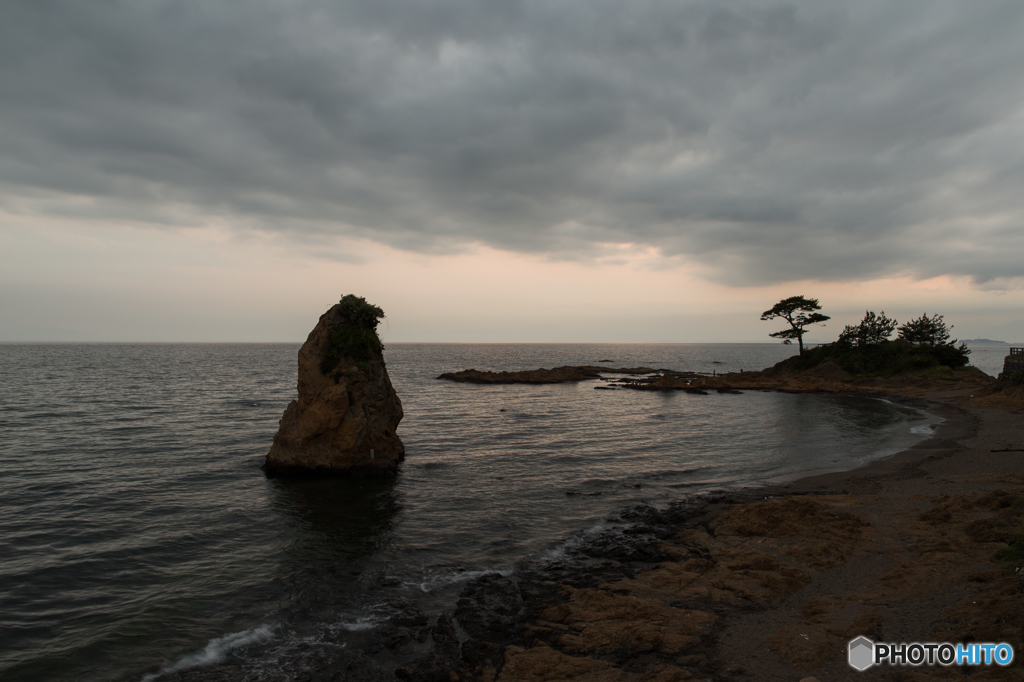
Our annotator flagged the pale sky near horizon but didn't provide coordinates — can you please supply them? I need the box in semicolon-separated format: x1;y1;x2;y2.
2;1;1024;343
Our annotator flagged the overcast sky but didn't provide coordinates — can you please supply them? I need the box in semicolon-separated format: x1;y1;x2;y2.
2;0;1023;342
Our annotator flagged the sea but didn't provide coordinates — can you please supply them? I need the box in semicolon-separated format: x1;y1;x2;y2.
0;342;1005;681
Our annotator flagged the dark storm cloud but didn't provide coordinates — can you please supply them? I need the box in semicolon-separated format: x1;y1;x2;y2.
2;0;1024;284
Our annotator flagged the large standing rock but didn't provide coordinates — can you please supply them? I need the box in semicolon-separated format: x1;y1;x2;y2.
264;296;405;476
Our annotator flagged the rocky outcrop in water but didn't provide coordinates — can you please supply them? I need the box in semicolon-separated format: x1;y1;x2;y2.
264;295;404;477
437;366;663;384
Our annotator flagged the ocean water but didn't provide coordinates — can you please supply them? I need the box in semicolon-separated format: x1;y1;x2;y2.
0;343;952;681
962;342;1015;378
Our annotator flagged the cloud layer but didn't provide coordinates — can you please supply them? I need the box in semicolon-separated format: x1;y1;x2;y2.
3;0;1023;285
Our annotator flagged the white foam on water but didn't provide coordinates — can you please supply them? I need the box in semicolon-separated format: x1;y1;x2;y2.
337;615;386;631
140;624;275;681
418;567;514;593
539;522;607;561
910;425;935;435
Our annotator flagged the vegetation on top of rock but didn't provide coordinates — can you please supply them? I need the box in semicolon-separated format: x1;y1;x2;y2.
336;294;385;331
760;296;830;355
320;295;385;377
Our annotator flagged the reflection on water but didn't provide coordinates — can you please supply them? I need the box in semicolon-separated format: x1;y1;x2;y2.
270;477;402;564
263;477;404;633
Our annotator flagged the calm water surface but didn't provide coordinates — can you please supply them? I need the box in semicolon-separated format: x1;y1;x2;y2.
0;343;952;680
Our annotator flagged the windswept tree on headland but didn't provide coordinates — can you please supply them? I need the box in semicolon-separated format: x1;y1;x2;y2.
761;296;830;355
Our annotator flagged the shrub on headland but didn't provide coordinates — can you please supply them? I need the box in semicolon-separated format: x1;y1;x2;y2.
787;338;971;377
777;310;970;377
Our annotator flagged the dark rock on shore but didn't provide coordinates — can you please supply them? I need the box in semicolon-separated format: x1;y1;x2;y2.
393;614;461;682
455;574;524;670
264;296;404;477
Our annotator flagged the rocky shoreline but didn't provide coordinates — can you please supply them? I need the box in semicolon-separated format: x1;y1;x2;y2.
344;392;1024;682
179;378;1024;682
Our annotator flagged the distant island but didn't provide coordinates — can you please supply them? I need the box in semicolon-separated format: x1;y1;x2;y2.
962;338;1008;344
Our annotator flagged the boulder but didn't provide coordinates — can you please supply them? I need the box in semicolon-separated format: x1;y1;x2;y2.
264;296;404;476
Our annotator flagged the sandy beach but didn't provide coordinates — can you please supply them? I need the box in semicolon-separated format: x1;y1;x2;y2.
451;386;1024;682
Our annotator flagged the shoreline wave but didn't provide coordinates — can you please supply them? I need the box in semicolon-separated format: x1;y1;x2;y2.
140;625;276;681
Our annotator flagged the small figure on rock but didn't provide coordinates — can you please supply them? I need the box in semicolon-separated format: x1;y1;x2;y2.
264;295;404;476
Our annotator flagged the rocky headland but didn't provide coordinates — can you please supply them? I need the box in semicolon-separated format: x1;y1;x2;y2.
679;340;994;397
621;362;995;397
264;295;404;477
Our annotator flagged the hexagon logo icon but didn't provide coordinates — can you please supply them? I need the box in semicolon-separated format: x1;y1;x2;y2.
849;636;874;671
